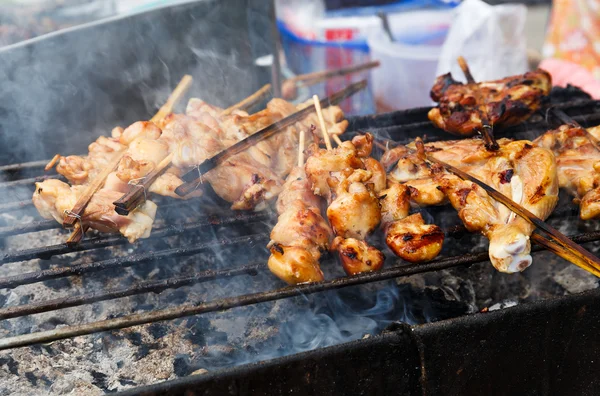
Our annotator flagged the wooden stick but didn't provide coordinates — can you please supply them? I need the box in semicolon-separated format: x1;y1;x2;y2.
457;56;475;84
175;80;367;196
332;134;343;146
66;223;89;247
288;61;380;84
63;149;126;228
220;84;272;116
422;145;600;277
150;75;193;124
298;130;306;168
45;154;61;171
113;152;174;216
282;61;379;100
456;57;498;151
312;95;332;150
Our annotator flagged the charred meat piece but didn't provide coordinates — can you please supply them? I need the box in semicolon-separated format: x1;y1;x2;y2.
379;183;444;262
331;236;384;276
384;213;444;263
428;69;552;136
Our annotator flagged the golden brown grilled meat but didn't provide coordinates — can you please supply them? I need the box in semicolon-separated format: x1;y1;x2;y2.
382;137;559;272
33;179;157;243
428;69;552;136
331;236;384;275
267;167;332;285
427;139;559;272
326;169;381;240
383;145;446;206
533;124;600;220
385;213;444;263
304;141;364;199
306;138;386;275
379;183;444;262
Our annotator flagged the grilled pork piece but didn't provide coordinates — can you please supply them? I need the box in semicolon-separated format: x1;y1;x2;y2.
428;139;559;272
41;97;349;220
383;138;559;272
379;183;444;263
268;166;332;284
428;69;552;136
533;124;600;219
33;179;157;243
305;136;385;275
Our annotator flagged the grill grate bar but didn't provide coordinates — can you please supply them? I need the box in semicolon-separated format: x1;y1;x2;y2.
0;263;263;320
0;220;57;239
2;229;599;323
0;212;269;264
0;251;489;351
0;200;34;212
7;227;600;352
0;174;60;189
0;159;52;172
0;234;268;289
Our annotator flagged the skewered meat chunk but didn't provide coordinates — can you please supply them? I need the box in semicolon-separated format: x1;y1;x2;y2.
268;166;332;285
326;169;381;239
331;236;384;276
385;213;444;263
268;245;325;284
276;165;322;214
428;139;559;272
306;137;386;274
33;179;157;242
383;145;446;206
533;124;600;219
379;183;444;262
428;69;552;136
304;141;364;199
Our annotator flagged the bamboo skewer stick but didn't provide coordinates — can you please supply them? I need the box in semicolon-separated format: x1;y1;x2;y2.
331;134;343;146
457;56;476;84
282;61;379;100
113;152;174;216
298;130;306;168
220;84;272;116
312;95;332;150
150;75;193;124
456;56;499;151
175;80;367;197
287;61;380;84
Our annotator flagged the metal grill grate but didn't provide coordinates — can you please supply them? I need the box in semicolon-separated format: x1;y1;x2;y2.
1;91;599;352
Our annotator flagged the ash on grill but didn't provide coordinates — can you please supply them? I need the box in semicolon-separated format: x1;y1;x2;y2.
0;87;599;394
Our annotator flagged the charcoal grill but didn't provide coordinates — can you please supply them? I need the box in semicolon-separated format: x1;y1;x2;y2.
0;82;599;394
1;2;599;393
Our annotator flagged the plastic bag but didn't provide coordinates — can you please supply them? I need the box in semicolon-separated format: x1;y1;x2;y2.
435;0;528;81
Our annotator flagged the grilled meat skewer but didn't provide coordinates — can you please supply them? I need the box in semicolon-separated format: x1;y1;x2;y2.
384;138;559;273
428;68;552;137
